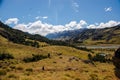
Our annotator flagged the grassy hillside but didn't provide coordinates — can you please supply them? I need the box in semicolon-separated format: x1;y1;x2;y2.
0;35;118;80
0;21;69;48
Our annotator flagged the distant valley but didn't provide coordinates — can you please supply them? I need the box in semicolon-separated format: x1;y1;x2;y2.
46;25;120;45
0;21;119;80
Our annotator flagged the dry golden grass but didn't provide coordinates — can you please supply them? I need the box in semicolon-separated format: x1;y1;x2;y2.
83;39;106;45
0;36;118;80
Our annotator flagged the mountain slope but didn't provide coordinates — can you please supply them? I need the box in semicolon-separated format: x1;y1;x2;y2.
46;25;120;45
0;21;68;47
46;29;86;40
0;21;49;47
72;25;120;44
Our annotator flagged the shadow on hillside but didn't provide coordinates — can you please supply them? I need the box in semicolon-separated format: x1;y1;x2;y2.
113;47;120;79
114;68;120;79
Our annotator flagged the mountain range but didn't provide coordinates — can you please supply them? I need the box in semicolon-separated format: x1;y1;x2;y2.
46;25;120;45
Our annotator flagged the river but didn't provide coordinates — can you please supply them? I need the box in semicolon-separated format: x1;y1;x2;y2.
79;45;120;49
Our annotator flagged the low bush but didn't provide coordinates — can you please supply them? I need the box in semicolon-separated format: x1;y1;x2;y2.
0;52;14;60
23;54;48;62
88;53;112;63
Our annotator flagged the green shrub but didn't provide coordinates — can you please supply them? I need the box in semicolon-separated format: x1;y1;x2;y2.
92;53;106;62
24;40;39;48
0;52;14;60
88;53;92;60
89;53;112;63
23;54;48;62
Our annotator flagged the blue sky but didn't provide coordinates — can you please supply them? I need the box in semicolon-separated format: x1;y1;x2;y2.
0;0;120;36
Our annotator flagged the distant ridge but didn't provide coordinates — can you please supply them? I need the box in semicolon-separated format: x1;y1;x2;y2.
46;25;120;44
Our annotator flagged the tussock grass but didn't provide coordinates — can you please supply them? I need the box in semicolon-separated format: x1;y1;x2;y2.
0;36;118;80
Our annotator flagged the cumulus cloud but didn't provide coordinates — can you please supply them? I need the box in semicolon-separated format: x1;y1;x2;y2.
87;24;97;29
14;20;56;36
72;0;79;12
13;19;120;36
87;20;120;29
5;18;19;25
76;20;87;29
14;20;87;36
97;20;120;28
65;21;77;28
105;7;112;12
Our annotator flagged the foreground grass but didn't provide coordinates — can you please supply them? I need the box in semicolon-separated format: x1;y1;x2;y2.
0;36;118;80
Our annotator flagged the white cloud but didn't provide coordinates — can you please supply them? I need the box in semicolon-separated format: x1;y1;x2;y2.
105;7;112;12
42;16;48;19
97;20;120;28
35;16;48;20
14;20;54;36
76;20;87;29
5;18;19;25
79;20;87;26
87;24;97;29
35;16;40;20
14;24;28;32
65;21;77;28
14;20;87;36
72;0;79;12
12;19;119;36
87;20;120;29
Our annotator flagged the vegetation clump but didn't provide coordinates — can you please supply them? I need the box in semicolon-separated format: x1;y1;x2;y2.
93;53;106;62
88;53;112;63
23;54;48;62
0;52;14;60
